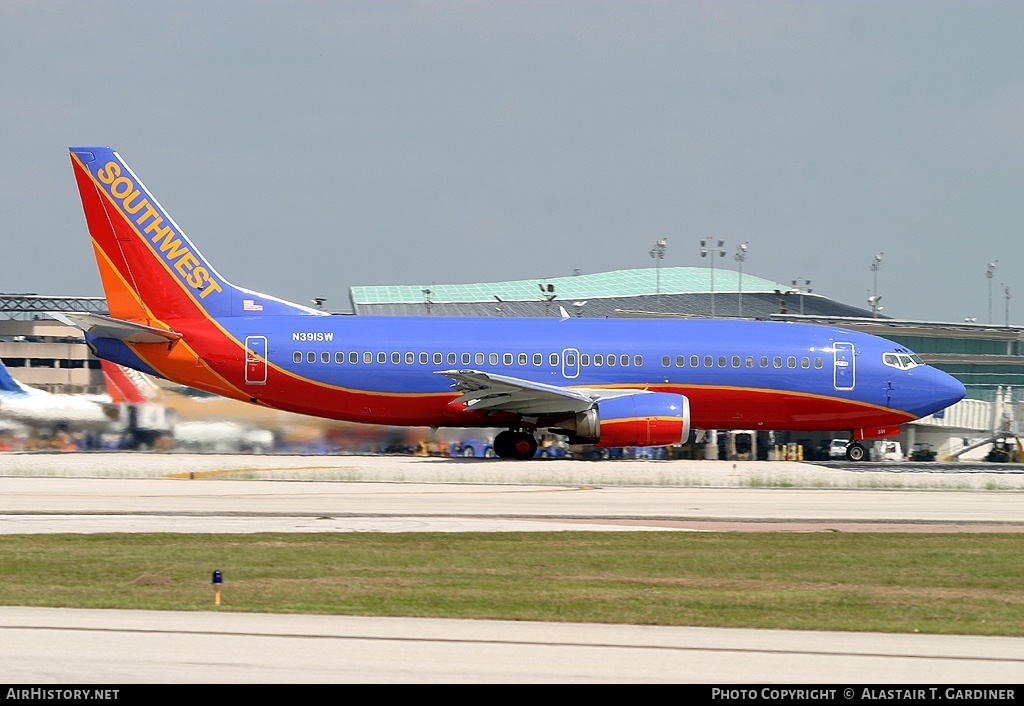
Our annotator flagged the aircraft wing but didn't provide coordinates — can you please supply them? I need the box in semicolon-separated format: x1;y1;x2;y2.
436;369;648;416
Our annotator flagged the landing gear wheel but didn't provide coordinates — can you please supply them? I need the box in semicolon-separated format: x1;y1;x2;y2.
494;430;537;460
846;442;867;462
510;432;538;460
494;430;515;458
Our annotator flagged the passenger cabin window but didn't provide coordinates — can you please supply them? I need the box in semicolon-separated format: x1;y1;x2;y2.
704;355;713;367
787;356;797;368
662;356;671;367
581;354;590;366
489;353;498;365
433;353;442;364
801;356;810;368
364;352;372;364
566;353;577;366
533;354;542;366
307;352;316;363
420;352;428;364
675;355;685;367
760;356;768;367
634;355;643;366
407;352;415;364
350;352;358;364
690;355;699;367
448;353;457;364
475;353;484;365
293;352;301;363
321;352;330;364
462;353;471;365
520;353;529;365
378;352;387;364
718;356;727;367
731;356;740;368
620;355;629;367
594;354;603;366
335;352;345;363
549;353;559;366
503;353;513;365
606;355;616;367
773;356;782;368
814;357;823;368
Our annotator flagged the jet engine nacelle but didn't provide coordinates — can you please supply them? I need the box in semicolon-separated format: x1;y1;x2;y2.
557;392;691;447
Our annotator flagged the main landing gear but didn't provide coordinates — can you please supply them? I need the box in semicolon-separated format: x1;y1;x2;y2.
494;429;538;460
845;442;867;462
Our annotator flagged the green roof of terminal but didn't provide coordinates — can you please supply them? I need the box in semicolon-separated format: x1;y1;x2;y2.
350;267;789;305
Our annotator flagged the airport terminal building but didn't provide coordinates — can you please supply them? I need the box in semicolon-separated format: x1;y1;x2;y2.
3;267;1023;458
0;294;107;394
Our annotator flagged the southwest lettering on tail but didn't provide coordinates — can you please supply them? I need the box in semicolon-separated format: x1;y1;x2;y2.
95;160;222;299
66;146;967;460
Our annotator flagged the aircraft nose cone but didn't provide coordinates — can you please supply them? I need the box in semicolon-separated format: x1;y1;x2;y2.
933;369;967;411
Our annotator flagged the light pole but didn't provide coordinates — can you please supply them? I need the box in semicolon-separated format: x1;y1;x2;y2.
986;261;998;324
700;238;726;318
539;283;556;317
870;252;883;319
1003;283;1011;328
422;289;432;315
734;242;749;317
867;292;883;318
791;278;812;315
649;238;667;312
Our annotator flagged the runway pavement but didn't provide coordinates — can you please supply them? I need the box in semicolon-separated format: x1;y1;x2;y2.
3;452;1023;683
2;453;1024;533
3;606;1024;683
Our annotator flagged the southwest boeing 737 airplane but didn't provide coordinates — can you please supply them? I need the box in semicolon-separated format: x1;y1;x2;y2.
62;146;965;460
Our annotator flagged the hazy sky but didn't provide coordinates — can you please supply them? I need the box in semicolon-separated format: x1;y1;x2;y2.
1;1;1022;323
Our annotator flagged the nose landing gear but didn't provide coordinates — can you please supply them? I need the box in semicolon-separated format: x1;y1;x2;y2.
846;442;867;462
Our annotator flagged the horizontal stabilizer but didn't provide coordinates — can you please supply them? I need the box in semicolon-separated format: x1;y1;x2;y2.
50;312;182;344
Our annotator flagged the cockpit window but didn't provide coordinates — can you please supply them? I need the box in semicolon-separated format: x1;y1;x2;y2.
883;351;924;370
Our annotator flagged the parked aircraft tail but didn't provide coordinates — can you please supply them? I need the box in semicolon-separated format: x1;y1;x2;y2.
0;360;30;396
99;360;150;405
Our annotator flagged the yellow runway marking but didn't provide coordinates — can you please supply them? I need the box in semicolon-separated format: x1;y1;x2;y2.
163;465;356;479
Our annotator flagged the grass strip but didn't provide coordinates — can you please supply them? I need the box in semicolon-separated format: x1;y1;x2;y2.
2;532;1023;635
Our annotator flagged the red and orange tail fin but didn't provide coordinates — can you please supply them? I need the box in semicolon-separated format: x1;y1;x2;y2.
69;146;321;326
